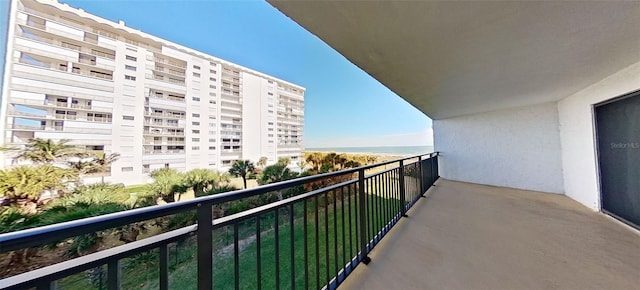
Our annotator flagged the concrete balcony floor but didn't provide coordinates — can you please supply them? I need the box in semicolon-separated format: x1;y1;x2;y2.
341;179;640;289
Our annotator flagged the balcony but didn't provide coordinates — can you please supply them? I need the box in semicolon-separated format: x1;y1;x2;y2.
2;153;638;289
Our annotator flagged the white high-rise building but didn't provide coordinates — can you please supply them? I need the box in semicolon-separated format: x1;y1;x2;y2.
0;0;305;185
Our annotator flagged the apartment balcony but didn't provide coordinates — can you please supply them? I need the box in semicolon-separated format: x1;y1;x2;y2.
143;149;186;155
146;112;186;119
143;130;185;136
1;154;638;289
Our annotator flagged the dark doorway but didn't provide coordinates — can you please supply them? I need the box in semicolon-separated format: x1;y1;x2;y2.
595;90;640;228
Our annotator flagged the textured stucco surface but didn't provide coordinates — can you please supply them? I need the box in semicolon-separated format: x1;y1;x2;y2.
433;103;564;194
558;61;640;210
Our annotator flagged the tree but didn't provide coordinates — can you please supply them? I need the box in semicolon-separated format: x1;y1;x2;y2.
277;157;290;166
257;157;268;168
183;169;222;197
91;152;120;183
147;168;184;203
16;138;76;164
304;152;324;172
260;163;298;200
0;165;75;206
228;160;255;189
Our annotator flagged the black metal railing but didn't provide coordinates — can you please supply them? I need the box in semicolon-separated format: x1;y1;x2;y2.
0;153;439;290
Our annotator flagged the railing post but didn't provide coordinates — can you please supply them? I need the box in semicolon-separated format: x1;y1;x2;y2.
358;168;371;264
399;160;407;217
197;202;213;289
107;260;120;290
432;152;438;185
418;156;425;198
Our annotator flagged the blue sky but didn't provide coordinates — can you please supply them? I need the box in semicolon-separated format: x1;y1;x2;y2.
6;0;433;147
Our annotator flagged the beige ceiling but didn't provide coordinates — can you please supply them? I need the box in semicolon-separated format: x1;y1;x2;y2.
268;1;640;119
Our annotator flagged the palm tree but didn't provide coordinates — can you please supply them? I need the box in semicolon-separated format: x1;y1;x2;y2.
257;157;268;168
0;165;75;206
92;152;120;183
304;152;324;172
260;163;298;200
183;169;222;197
147;168;184;203
228;160;255;189
16;138;76;164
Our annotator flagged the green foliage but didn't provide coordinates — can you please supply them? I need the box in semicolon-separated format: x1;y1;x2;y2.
50;183;129;207
228;160;255;189
183;169;222;196
0;165;76;205
147;168;184;203
15;138;76;164
259;164;298;185
257;157;268;168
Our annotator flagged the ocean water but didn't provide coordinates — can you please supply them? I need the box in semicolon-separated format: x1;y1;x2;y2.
305;145;434;156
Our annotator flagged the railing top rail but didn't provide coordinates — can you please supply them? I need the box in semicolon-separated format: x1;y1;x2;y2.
0;152;438;253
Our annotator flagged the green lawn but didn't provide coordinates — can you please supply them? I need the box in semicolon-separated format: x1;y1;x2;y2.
56;187;404;290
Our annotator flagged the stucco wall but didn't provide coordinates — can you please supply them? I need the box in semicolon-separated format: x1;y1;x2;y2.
434;103;564;194
558;61;640;210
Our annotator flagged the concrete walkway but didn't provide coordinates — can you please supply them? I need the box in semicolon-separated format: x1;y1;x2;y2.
340;179;640;289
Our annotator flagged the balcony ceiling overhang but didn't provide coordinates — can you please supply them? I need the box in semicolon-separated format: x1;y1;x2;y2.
268;1;640;119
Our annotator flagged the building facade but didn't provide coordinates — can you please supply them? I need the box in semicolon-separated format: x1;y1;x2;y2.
0;0;305;185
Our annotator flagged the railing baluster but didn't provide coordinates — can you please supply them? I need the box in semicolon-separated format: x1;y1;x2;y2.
275;207;281;290
159;243;169;290
290;203;295;290
197;203;213;290
348;184;354;269
324;193;330;288
419;156;424;196
399;160;407;217
314;195;320;290
256;215;262;290
35;281;54;290
340;186;346;281
376;174;382;237
358;168;371;264
303;199;309;290
234;222;240;290
333;189;339;283
107;260;120;290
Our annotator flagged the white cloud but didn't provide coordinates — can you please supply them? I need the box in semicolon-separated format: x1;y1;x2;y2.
307;128;433;148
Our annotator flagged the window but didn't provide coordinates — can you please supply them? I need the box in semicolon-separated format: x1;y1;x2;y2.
210;62;217;67
268;122;274;125
210;69;217;74
268;92;273;96
122;115;134;120
209;138;216;142
210;77;216;82
209;92;216;97
192;146;200;150
125;75;136;81
121;167;134;172
125;65;136;71
126;47;137;52
209;123;216;127
192;130;200;134
209;85;216;89
268;134;274;137
209;146;216;150
268;80;274;84
268;110;274;113
192;113;200;118
268;140;274;143
209;100;216;104
193;72;200;77
143;164;150;173
209;116;216;120
193;65;201;70
125;55;137;61
222;160;231;165
192;138;200;142
192;97;200;102
268;128;274;131
208;131;216;135
192;122;200;126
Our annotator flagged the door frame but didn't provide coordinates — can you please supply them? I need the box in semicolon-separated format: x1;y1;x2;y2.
592;89;640;230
